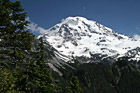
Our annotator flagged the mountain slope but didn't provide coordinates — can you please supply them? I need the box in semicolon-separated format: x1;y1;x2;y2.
39;16;140;62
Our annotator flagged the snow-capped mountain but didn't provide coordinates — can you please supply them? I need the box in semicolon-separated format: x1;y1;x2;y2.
125;47;140;61
39;16;140;63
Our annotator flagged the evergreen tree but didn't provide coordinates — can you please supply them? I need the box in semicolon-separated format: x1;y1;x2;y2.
0;0;34;67
29;37;56;92
15;38;56;93
0;0;56;92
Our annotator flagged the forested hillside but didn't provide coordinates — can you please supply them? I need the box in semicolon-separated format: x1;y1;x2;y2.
55;60;140;93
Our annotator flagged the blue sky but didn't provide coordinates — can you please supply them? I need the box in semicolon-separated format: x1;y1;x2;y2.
18;0;140;37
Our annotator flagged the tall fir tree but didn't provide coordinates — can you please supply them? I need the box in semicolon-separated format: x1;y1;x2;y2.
16;37;56;92
0;0;34;67
0;0;56;92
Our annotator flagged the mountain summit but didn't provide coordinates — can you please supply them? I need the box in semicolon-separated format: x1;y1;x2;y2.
39;16;140;62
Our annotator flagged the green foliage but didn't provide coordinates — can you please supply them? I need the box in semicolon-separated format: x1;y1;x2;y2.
0;0;34;66
0;68;20;93
0;0;56;93
75;63;116;93
12;38;57;93
0;0;28;34
54;60;140;93
67;76;83;93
